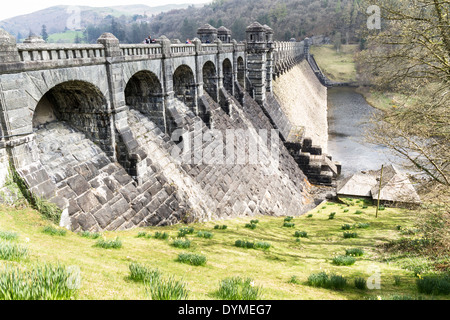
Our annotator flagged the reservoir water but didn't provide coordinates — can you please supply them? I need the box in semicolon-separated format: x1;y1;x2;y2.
327;87;404;178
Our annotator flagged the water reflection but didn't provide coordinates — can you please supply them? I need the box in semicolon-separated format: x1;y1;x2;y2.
327;87;404;178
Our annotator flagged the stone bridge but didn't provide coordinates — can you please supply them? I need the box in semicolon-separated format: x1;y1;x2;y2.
0;22;338;231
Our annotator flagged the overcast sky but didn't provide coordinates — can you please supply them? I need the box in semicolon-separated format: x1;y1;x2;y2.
0;1;210;21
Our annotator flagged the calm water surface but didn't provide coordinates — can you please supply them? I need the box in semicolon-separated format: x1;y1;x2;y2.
327;87;404;178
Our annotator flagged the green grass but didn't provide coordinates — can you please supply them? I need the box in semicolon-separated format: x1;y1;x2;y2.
0;231;19;241
0;202;440;300
0;241;29;261
94;237;122;249
309;44;358;82
177;253;207;266
42;226;67;236
129;262;161;283
47;31;85;44
332;255;356;266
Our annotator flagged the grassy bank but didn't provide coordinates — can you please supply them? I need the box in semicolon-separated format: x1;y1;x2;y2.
309;44;358;83
1;199;445;300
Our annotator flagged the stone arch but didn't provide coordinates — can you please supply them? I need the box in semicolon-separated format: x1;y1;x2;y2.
173;64;196;113
124;70;175;136
33;80;113;155
202;60;218;102
222;58;233;93
237;56;245;88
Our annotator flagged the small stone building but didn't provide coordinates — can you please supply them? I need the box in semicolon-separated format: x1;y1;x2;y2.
337;165;421;206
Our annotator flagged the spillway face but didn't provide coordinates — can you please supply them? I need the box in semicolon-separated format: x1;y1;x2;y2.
15;86;314;232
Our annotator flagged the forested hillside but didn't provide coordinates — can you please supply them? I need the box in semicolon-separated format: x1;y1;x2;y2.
142;0;364;43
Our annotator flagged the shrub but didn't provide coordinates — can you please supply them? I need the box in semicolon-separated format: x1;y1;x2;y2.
343;209;349;213
307;214;313;218
178;227;194;237
355;277;367;290
321;206;327;209
345;248;364;256
177;253;207;266
42;226;67;236
197;231;213;239
250;219;259;224
214;225;227;230
329;274;347;290
0;241;29;261
287;275;300;284
307;272;329;288
129;262;161;283
284;216;293;222
343;232;358;238
217;276;262;300
154;232;169;240
328;212;336;220
341;224;351;230
416;275;450;295
245;223;257;230
294;231;308;238
255;241;271;250
354;210;363;214
283;222;295;228
146;276;189;300
81;231;101;239
0;231;18;241
137;232;149;238
172;239;191;249
332;255;356;266
235;240;254;249
0;263;79;300
94;237;122;249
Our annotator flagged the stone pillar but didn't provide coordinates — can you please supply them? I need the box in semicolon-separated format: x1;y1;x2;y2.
304;37;311;61
0;29;20;64
217;26;231;43
245;22;268;105
264;25;274;94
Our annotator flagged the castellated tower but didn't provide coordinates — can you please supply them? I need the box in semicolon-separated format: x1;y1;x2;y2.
245;22;274;105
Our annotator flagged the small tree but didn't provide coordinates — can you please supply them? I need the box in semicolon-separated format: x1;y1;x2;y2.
41;25;48;42
333;32;342;53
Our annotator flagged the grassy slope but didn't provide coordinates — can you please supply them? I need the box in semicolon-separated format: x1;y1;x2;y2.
47;31;85;44
0;200;433;300
309;44;358;83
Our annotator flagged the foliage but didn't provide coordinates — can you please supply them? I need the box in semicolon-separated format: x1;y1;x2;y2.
146;275;189;300
154;232;169;240
129;262;161;283
255;241;271;250
307;272;348;289
294;231;308;238
345;248;364;257
197;231;213;239
235;240;254;249
0;231;19;241
214;225;228;230
283;222;295;228
343;232;358;239
332;255;356;266
94;237;122;249
0;263;79;300
216;276;262;300
245;223;257;230
416;275;450;295
178;227;195;237
0;241;29;261
172;239;191;249
177;253;207;266
354;277;367;290
328;212;336;220
42;226;67;236
81;231;101;239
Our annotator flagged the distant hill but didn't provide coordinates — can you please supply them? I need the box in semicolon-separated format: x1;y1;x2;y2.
0;3;206;39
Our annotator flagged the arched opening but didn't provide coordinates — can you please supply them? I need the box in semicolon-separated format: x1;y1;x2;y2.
202;61;218;102
237;56;245;88
33;80;112;154
222;58;233;94
173;65;196;113
125;70;176;136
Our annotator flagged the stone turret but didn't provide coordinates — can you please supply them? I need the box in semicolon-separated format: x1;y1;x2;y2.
23;34;46;44
197;24;217;44
245;22;271;105
217;26;231;43
0;29;20;63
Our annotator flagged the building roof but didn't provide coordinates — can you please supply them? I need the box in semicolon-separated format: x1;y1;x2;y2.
337;165;421;204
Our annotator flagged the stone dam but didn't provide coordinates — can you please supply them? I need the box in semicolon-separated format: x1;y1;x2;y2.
0;22;340;231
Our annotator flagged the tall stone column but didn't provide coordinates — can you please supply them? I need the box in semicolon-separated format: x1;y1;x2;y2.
263;25;274;93
245;22;268;105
